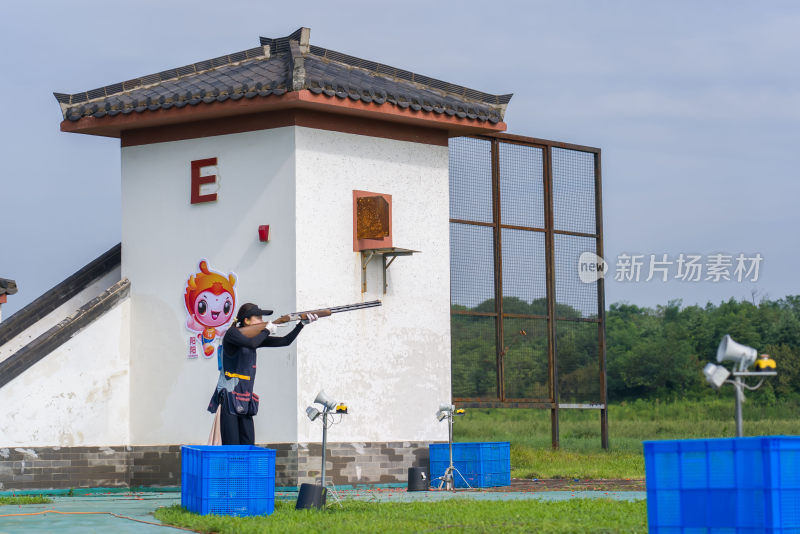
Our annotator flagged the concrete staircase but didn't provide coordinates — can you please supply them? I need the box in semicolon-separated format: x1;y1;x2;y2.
0;244;128;388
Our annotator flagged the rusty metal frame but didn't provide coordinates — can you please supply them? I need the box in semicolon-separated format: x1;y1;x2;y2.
595;150;609;449
491;137;505;401
543;138;560;448
449;131;607;449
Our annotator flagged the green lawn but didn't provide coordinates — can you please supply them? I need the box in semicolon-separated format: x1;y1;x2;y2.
455;398;800;479
155;398;800;532
0;495;52;505
155;499;647;534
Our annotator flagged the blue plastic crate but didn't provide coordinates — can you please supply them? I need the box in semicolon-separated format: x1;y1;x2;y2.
429;442;510;488
644;436;800;532
181;445;275;517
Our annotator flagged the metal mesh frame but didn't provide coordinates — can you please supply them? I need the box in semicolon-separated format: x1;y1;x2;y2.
449;136;493;224
449;132;607;448
552;147;596;234
499;142;545;229
503;317;549;400
554;234;599;319
450;315;498;400
502;228;547;307
450;223;495;308
556;320;601;403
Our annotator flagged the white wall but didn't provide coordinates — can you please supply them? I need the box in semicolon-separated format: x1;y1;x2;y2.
2;123;452;450
0;299;130;447
294;127;451;444
121;128;298;446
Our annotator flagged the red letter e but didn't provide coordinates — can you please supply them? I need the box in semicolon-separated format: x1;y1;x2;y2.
191;158;218;204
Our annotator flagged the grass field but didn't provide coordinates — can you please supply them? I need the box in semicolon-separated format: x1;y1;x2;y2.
0;495;52;505
155;499;648;533
155;398;800;532
455;398;800;479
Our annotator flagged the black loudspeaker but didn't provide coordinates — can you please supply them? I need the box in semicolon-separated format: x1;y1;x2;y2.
407;466;429;491
295;483;327;509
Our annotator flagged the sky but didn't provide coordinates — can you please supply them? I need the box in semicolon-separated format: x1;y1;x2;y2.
1;1;798;317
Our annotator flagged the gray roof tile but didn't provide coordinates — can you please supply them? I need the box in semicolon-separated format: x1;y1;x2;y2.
56;28;511;125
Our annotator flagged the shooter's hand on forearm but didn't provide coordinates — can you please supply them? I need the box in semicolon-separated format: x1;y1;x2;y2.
302;313;318;325
236;320;277;339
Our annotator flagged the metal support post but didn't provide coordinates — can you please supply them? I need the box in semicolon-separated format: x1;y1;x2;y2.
735;376;743;438
320;407;328;486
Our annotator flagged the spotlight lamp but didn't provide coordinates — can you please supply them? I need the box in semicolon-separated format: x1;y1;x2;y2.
434;402;469;491
297;389;348;510
703;362;730;390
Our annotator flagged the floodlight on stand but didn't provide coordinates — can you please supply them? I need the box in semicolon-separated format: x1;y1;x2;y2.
703;363;730;390
297;389;347;511
704;334;777;438
433;401;470;492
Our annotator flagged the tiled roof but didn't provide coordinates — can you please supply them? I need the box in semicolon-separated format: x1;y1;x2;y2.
0;278;17;296
54;28;511;125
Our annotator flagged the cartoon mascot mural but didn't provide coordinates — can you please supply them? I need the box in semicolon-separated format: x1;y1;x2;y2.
184;260;237;366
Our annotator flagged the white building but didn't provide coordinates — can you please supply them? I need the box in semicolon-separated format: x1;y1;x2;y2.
0;27;510;489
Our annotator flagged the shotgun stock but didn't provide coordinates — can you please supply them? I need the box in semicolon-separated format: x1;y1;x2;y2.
237;300;381;338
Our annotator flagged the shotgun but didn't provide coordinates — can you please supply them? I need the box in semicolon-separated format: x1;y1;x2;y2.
237;300;382;338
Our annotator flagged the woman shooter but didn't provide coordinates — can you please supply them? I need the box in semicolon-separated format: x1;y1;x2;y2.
208;302;317;445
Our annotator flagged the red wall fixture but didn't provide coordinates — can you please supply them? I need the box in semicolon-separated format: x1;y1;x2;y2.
258;225;270;242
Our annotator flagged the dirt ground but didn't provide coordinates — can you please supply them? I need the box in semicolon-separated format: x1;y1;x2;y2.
501;478;646;492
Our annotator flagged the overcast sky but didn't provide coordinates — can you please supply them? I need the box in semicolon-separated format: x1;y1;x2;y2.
1;1;798;317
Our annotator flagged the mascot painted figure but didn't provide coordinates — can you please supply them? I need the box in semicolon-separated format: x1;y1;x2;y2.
184;260;237;366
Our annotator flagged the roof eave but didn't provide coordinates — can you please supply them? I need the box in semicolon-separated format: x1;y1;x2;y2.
59;90;506;139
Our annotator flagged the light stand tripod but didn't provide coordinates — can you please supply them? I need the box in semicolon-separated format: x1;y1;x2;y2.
297;391;346;510
705;336;777;438
318;406;342;505
434;405;471;491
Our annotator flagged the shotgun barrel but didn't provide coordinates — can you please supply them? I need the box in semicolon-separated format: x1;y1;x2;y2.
237;300;382;337
318;301;382;314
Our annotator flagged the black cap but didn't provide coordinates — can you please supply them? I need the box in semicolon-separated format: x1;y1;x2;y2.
236;302;274;324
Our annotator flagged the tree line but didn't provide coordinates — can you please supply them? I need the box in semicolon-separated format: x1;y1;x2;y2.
451;295;800;403
606;296;800;402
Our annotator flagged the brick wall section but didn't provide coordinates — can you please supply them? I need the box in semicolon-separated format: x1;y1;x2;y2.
0;445;181;490
129;446;182;487
288;441;430;487
0;446;131;490
0;442;432;490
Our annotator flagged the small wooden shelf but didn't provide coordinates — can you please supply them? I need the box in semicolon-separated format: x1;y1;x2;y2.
360;247;419;294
